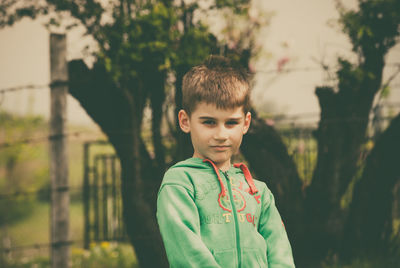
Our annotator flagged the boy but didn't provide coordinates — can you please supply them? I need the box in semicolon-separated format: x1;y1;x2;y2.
157;56;295;267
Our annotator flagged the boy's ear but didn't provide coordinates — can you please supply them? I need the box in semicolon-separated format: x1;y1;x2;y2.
178;109;191;133
243;112;251;134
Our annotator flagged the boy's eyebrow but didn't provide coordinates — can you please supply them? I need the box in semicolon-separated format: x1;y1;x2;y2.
198;116;216;120
198;116;242;121
227;117;243;121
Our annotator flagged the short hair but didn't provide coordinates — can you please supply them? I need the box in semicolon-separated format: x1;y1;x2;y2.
182;55;251;115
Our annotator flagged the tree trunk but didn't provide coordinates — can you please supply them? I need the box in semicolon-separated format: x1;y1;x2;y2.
120;146;168;268
68;60;168;267
174;65;193;161
241;111;305;259
149;72;167;171
344;113;400;257
304;53;384;259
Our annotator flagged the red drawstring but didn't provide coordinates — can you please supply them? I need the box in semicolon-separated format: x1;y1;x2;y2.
233;163;258;194
203;159;258;196
203;159;227;197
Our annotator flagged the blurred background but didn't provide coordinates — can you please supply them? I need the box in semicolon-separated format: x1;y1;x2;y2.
0;0;399;267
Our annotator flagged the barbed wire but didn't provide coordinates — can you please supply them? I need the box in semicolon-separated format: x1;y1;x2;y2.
0;129;154;149
0;185;85;201
0;238;132;255
0;63;399;94
0;80;68;94
0;81;68;105
255;66;322;74
0;114;396;150
0;84;50;94
0;131;87;149
0;240;83;254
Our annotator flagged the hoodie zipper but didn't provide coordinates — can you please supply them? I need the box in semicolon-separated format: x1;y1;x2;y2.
224;171;242;268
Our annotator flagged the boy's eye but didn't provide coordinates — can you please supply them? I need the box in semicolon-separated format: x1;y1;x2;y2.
203;120;216;125
226;120;239;126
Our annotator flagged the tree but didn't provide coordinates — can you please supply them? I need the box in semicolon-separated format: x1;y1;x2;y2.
302;0;400;260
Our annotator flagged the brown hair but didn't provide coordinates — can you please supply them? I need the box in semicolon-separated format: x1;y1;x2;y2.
182;55;251;115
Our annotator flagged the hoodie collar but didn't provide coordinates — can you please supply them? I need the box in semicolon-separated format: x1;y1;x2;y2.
202;159;258;197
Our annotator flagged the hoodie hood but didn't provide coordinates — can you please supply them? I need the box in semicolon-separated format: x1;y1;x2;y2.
171;157;213;170
171;157;258;198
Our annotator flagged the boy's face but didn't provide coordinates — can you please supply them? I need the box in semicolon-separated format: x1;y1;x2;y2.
179;102;251;171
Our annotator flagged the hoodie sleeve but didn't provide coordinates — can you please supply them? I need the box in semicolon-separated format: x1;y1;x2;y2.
157;183;221;268
258;186;295;268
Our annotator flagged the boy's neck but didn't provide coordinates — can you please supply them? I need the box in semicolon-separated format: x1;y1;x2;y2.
192;156;231;172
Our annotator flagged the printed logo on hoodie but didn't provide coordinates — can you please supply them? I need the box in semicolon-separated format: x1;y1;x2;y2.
219;188;246;212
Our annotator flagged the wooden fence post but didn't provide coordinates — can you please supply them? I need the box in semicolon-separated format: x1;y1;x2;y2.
50;33;70;268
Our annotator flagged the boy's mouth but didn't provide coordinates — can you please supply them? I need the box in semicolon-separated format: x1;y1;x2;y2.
211;145;231;151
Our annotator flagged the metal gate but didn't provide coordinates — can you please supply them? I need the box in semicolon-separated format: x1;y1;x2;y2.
82;141;127;249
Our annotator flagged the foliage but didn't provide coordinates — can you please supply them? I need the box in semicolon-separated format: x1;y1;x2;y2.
338;0;400;56
0;111;48;225
98;2;179;84
1;242;137;268
71;242;138;268
334;0;400;97
1;256;50;268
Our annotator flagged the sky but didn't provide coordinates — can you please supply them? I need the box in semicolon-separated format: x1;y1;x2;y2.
0;0;399;127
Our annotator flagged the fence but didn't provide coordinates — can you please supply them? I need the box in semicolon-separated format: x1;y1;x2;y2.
82;141;126;249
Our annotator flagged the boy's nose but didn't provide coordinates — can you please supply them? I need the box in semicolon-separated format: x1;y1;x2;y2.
214;125;229;140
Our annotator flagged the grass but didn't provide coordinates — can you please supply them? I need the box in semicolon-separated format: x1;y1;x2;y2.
7;201;83;247
3;200;138;267
320;256;400;268
7;202;49;246
2;242;138;268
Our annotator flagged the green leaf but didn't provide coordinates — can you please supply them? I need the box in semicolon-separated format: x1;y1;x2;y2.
380;85;390;98
357;27;365;39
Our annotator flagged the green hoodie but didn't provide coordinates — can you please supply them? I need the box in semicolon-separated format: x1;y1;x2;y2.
157;158;295;268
